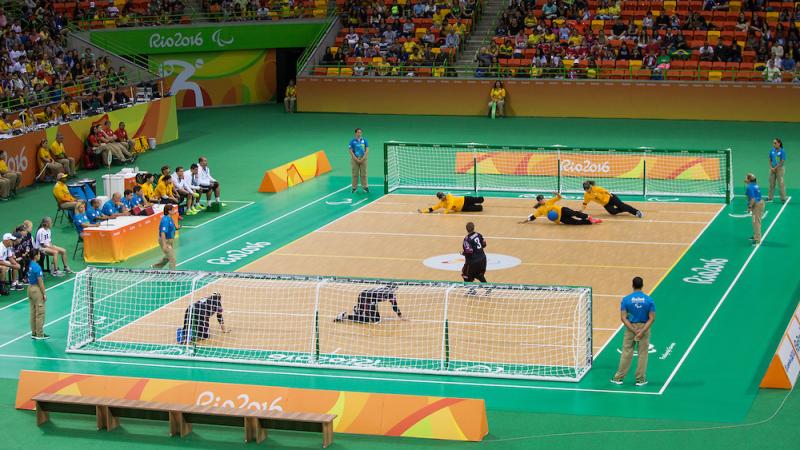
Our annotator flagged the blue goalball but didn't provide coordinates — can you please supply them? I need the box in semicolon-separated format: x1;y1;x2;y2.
547;210;559;222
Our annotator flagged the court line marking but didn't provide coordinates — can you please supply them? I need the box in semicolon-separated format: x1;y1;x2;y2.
180;201;255;229
0;186;354;348
355;210;709;225
375;201;722;215
658;197;792;395
383;193;726;206
272;252;669;271
590;203;725;363
0;353;658;395
0;187;353;315
315;230;692;246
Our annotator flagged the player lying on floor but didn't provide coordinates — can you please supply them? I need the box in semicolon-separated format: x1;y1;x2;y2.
581;180;643;218
334;285;406;324
418;192;484;214
177;292;229;344
519;193;601;225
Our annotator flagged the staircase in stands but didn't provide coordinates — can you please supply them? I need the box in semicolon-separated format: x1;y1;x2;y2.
455;0;508;67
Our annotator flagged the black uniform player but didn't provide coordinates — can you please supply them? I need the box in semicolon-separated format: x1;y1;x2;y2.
178;292;228;344
461;222;487;282
334;285;403;324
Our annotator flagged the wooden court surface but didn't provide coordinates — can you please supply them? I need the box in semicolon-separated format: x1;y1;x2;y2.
241;194;723;353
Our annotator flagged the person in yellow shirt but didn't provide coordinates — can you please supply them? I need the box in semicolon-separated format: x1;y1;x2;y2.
568;30;584;46
59;96;80;117
488;80;506;118
581;180;642;217
50;133;76;177
53;173;78;210
18;108;35;128
0;113;11;133
519;193;601;225
284;79;296;113
0;150;21;199
418;192;485;214
154;174;179;204
37;138;64;181
524;11;538;28
139;173;157;203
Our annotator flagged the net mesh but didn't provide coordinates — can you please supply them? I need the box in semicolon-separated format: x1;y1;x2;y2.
67;268;593;381
385;143;732;200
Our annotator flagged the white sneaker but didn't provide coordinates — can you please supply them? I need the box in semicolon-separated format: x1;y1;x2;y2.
635;211;643;218
51;270;65;277
635;379;648;387
334;312;346;322
64;267;74;274
610;378;623;385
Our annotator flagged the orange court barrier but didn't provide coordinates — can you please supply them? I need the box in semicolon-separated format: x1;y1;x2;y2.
258;150;332;193
16;370;488;441
82;206;179;263
760;300;800;389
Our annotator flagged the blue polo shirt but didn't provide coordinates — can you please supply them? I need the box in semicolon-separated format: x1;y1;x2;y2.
159;215;177;239
621;291;655;324
73;213;90;234
86;205;102;223
122;195;142;210
769;147;786;168
349;137;368;158
102;200;123;216
28;260;43;286
746;181;762;202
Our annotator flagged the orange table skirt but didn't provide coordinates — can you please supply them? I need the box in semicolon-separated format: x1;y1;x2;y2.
82;211;179;263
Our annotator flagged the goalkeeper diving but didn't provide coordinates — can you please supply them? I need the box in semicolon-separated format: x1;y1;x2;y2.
519;193;601;225
334;284;406;324
581;180;642;218
418;192;484;214
177;292;229;344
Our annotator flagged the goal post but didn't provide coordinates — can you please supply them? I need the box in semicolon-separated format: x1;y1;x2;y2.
67;267;593;382
384;142;733;202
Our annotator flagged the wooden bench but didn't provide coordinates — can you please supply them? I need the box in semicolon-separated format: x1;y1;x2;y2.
33;393;336;447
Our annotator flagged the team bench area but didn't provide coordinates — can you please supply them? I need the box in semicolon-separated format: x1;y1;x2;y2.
33;393;336;447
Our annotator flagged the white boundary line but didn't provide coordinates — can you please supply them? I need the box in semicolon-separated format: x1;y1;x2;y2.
657;197;792;395
180;201;255;229
355;210;710;225
591;204;725;364
0;353;658;395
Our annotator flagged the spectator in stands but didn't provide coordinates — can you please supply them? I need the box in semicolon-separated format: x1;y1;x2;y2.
764;59;782;82
195;156;224;206
735;12;749;32
284;79;297;113
542;0;558;20
53;173;79;212
115;122;134;153
699;41;715;61
50;133;76;177
114;88;130;104
101;192;129;217
0;233;21;295
59;96;80;118
0;150;20;200
37;138;64;182
98;121;133;162
34;217;71;276
488;81;506;118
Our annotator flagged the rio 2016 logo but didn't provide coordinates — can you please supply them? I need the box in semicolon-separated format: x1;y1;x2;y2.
6;147;28;173
196;391;283;411
560;159;611;174
148;29;234;49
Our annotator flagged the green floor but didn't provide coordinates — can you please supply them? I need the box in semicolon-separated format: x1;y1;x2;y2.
1;105;799;449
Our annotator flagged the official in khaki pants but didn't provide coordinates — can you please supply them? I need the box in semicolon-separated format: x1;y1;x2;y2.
0;150;21;200
151;204;178;270
27;251;49;340
611;277;656;387
745;173;765;245
767;138;787;203
348;128;369;193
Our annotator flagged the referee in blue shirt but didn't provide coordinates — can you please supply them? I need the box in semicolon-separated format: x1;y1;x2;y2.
767;138;786;203
611;277;655;387
746;173;765;245
151;204;178;269
27;251;48;340
348;128;369;193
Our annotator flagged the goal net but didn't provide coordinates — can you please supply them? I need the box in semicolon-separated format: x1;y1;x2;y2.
67;268;593;382
385;142;733;201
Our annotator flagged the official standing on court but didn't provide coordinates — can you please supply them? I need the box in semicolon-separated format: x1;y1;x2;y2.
767;138;786;203
349;128;369;193
27;251;48;340
152;204;178;269
611;276;655;387
746;173;765;245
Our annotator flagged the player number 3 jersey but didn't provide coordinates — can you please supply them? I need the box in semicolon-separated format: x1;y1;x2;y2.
463;232;487;262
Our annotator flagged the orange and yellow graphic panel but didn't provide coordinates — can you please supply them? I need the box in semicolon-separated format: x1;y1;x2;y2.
454;151;721;180
16;370;488;441
259;150;332;193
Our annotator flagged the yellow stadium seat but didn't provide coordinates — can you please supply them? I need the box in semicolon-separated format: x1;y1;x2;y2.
652;10;661;17
634;19;643;28
629;60;643;70
396;0;407;5
326;67;340;76
707;30;721;44
415;28;427;38
708;71;722;81
663;1;677;10
591;20;604;32
372;57;383;63
330;47;339;55
729;1;741;11
340;68;353;76
766;12;779;21
563;59;574;69
431;47;441;54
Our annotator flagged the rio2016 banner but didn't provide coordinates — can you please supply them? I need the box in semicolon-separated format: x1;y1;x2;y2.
2;98;178;188
150;50;276;108
16;370;488;441
90;22;326;55
455;151;722;181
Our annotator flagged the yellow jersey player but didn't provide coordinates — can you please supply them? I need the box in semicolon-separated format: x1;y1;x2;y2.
581;181;642;218
418;192;484;214
519;193;601;225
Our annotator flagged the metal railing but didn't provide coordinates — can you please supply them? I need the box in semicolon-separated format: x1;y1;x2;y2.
297;8;339;74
